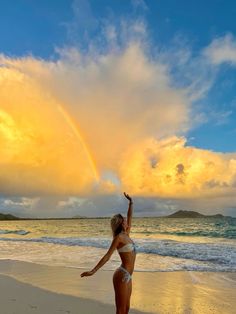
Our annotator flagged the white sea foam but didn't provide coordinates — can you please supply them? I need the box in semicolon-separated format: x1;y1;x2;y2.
0;229;30;235
0;236;235;272
0;218;235;272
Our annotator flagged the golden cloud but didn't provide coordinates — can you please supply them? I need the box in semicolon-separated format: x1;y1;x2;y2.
0;44;236;199
0;67;98;195
119;136;236;198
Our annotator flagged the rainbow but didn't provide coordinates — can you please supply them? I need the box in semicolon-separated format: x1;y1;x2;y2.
57;105;99;182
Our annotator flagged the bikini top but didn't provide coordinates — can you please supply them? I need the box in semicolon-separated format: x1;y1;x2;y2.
117;241;137;253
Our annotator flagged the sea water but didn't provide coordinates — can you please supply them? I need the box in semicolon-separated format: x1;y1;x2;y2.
0;217;235;272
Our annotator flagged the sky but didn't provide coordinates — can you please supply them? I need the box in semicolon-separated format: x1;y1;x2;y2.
0;0;236;217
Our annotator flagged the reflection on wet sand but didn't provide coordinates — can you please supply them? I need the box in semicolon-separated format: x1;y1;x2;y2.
0;260;235;314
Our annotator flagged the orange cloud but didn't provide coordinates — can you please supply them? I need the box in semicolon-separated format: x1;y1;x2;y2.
0;67;98;195
0;44;236;200
119;136;236;198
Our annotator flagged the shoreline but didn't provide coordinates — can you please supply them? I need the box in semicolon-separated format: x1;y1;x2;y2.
0;259;236;313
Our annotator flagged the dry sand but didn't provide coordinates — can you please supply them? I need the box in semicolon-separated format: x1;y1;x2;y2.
0;274;144;314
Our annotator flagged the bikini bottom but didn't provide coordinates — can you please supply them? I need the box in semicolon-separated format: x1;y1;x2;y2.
117;266;132;283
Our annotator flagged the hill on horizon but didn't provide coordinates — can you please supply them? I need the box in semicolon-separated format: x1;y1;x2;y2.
0;213;20;220
0;210;232;220
165;210;228;218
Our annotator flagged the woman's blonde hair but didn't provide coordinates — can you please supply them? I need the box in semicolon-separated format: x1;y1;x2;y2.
110;214;124;237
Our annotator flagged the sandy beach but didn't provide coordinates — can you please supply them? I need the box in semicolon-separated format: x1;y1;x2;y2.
0;274;125;314
0;259;235;314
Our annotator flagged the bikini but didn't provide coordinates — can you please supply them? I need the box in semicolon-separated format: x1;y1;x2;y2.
117;242;137;283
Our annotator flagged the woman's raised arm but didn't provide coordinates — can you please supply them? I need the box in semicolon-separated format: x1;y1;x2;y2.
124;192;133;234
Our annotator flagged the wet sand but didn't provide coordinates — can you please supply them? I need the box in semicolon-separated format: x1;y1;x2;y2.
0;259;235;313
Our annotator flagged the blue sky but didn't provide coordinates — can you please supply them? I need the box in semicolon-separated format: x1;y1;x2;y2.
2;1;236;55
0;0;236;217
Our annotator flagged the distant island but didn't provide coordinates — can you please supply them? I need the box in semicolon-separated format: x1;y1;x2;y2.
165;210;230;219
0;213;86;220
72;215;88;219
0;213;93;220
0;213;20;220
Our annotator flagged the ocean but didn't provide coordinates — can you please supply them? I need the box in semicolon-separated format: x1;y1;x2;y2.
0;217;236;272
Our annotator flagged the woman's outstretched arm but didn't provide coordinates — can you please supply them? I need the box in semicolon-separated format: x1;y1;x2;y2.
80;235;120;277
124;192;133;234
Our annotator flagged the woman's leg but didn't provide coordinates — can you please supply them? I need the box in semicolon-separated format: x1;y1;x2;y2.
126;279;132;314
113;269;129;314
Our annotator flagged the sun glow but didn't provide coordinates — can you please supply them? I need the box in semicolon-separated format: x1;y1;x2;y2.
0;109;22;142
0;65;100;195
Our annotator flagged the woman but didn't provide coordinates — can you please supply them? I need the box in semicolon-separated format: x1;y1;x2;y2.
80;192;136;314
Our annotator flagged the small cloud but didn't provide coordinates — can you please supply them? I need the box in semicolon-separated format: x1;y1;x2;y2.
204;180;229;189
131;0;148;11
64;0;98;44
208;109;233;126
176;163;186;184
204;33;236;65
3;197;39;208
176;163;185;174
149;156;158;169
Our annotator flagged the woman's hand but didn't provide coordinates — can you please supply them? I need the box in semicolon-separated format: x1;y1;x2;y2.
124;192;132;202
80;270;95;277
